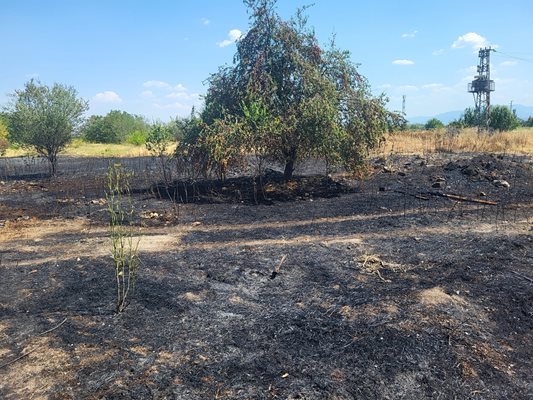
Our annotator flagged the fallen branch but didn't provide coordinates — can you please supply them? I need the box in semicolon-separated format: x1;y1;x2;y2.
0;317;68;370
394;189;498;205
511;271;533;283
431;192;498;206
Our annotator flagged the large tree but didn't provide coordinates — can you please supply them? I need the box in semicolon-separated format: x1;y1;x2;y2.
202;0;403;180
7;80;88;175
82;110;149;143
461;106;521;132
489;105;520;132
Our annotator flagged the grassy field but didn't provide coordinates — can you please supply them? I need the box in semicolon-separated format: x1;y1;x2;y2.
4;138;153;158
380;127;533;155
3;128;533;159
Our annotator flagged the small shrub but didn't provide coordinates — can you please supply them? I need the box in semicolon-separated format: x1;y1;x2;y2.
127;130;148;146
146;124;174;185
425;118;445;130
105;164;140;313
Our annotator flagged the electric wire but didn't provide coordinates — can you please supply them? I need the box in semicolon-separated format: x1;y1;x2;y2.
493;50;533;63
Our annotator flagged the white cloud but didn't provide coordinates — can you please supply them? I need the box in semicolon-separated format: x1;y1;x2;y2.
378;83;392;89
392;59;415;65
143;80;170;89
451;32;489;50
500;60;518;67
201;17;210;25
432;49;445;56
218;29;242;48
166;91;199;100
401;30;417;39
141;90;154;98
140;80;202;118
93;91;122;103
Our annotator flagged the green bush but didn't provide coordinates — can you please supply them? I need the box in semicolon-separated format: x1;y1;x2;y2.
459;106;521;131
126;130;148;145
490;105;521;132
425;118;445;130
82;110;149;143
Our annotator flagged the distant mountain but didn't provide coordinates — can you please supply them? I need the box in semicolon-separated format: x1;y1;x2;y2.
409;104;533;125
513;104;533;120
408;111;462;125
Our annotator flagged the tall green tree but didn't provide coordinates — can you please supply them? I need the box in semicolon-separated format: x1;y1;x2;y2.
461;107;479;127
82;110;149;143
461;106;521;132
489;105;520;132
6;80;88;175
425;118;444;130
203;0;403;180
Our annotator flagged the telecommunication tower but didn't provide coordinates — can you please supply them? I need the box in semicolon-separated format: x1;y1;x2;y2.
402;95;406;115
468;47;495;131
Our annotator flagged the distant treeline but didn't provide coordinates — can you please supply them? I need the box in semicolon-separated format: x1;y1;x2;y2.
410;106;532;131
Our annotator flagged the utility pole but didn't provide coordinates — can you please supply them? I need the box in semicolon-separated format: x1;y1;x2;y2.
468;47;495;132
402;95;406;115
509;100;513;113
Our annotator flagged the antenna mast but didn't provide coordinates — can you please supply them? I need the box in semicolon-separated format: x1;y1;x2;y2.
468;47;495;132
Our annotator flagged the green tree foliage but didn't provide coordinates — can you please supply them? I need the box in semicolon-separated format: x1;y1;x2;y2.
83;110;149;143
6;80;88;174
241;99;282;177
524;116;533;127
425;118;445;130
146;124;174;184
459;106;520;132
202;0;403;180
461;107;479;128
0;118;9;155
489;105;521;132
173;110;211;180
447;120;464;129
406;123;425;130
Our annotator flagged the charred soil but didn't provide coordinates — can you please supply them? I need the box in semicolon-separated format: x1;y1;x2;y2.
0;152;532;399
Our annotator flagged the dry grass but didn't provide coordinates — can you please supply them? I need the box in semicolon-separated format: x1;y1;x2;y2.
4;139;152;158
3;128;531;159
380;127;533;155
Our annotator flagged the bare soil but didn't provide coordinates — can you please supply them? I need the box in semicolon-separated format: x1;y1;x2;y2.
0;152;532;399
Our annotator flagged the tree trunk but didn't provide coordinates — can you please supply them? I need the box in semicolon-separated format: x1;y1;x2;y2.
283;158;295;181
48;153;57;176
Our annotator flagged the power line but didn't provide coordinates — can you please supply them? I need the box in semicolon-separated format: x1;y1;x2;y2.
493;50;533;63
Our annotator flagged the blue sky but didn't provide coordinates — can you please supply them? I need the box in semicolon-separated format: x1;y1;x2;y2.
1;0;532;121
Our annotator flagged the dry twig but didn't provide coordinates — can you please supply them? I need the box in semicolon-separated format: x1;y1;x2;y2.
511;271;533;283
0;317;68;370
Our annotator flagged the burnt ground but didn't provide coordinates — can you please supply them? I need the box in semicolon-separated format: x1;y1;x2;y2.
0;152;532;399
